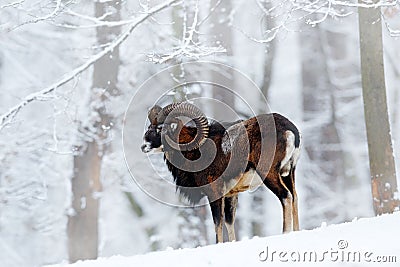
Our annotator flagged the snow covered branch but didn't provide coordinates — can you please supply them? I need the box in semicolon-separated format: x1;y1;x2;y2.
9;0;64;30
51;6;138;29
146;0;226;64
238;0;399;43
0;0;25;9
0;0;181;130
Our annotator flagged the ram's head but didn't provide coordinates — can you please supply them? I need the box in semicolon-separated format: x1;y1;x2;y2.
141;103;209;153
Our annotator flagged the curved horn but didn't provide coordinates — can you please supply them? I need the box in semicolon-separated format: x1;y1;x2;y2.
148;105;162;125
156;103;181;125
161;102;209;151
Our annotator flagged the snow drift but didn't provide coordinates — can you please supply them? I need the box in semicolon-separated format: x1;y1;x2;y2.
48;212;400;267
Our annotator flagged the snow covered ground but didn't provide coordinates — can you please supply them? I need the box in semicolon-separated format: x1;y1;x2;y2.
48;213;400;267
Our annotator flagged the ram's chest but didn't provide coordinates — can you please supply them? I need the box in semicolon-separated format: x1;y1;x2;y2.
225;169;264;197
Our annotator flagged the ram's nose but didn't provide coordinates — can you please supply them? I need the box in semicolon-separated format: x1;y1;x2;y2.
141;143;150;153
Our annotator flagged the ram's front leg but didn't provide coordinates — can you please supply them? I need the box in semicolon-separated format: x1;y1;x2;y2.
209;197;225;243
224;195;238;241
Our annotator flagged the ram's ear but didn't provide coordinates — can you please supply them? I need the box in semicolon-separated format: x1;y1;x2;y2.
148;105;162;125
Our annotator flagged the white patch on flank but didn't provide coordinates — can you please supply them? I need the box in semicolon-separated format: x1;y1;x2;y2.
221;124;243;155
292;131;301;166
292;147;300;166
221;132;231;155
280;131;295;176
226;169;264;196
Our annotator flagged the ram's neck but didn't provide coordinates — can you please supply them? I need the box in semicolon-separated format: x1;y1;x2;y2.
177;126;197;144
164;126;199;162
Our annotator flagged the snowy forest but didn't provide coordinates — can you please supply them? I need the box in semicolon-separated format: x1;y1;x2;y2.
0;0;400;266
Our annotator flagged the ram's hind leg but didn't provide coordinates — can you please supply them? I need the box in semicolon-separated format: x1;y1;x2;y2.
290;167;299;231
261;171;293;233
281;166;299;231
209;198;225;243
224;195;238;241
293;187;299;231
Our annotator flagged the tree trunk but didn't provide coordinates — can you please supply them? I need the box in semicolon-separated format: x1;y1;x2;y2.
319;18;364;222
68;142;102;262
260;0;276;101
300;21;346;226
250;0;277;237
209;0;240;241
172;2;209;247
358;1;399;215
210;0;235;121
68;1;121;262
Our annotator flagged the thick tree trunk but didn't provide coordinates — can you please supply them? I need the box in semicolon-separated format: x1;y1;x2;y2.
68;1;121;262
358;2;399;215
68;142;102;262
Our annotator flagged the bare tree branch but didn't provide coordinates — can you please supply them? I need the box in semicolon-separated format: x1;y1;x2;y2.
147;0;226;64
50;7;136;29
0;0;181;130
237;0;398;43
0;0;25;9
10;0;63;31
